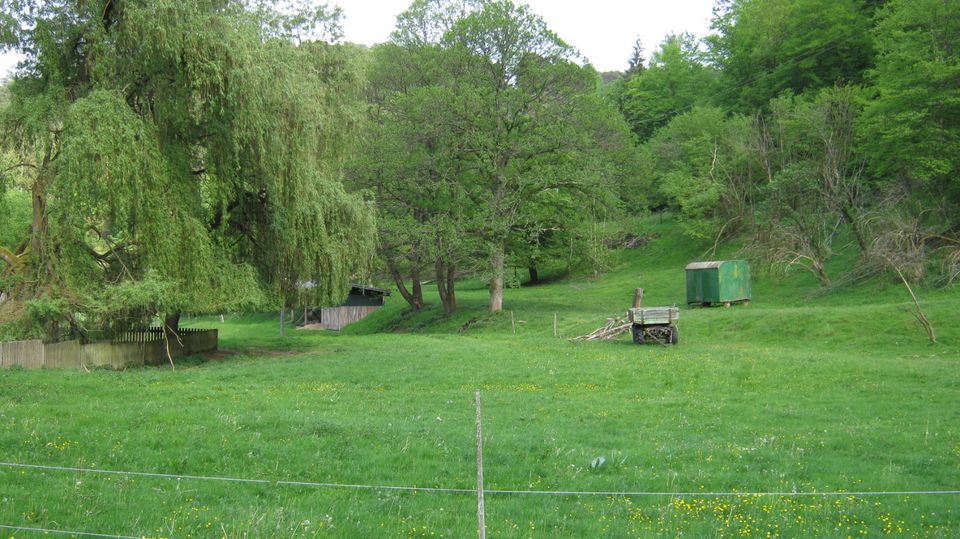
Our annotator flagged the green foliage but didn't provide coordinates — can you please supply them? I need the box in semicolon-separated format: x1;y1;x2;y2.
355;0;636;313
709;0;874;111
641;106;754;239
858;0;960;219
621;33;717;141
0;0;374;339
753;87;868;286
0;188;30;250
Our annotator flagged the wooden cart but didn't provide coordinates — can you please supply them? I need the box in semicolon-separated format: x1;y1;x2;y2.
628;306;679;345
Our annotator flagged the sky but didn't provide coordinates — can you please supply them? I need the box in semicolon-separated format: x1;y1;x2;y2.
0;0;717;79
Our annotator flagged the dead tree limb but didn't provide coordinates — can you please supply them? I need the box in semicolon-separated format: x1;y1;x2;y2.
886;256;936;344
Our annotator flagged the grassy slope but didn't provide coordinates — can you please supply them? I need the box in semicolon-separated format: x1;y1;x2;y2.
0;217;957;538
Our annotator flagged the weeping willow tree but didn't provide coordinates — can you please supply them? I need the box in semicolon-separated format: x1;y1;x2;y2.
0;0;374;341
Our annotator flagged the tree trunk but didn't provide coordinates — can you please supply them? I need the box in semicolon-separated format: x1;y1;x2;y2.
812;256;832;288
411;267;424;310
841;203;868;253
163;311;181;362
164;312;181;334
489;242;505;313
436;256;457;314
444;261;456;314
30;168;49;286
528;266;539;285
386;254;423;310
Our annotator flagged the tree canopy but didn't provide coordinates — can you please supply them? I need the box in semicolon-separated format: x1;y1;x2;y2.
0;0;374;340
350;0;634;313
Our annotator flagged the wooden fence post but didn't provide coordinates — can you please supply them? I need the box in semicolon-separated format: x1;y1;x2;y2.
633;288;645;309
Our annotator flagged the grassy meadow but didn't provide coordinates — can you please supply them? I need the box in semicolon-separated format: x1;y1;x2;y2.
1;218;958;538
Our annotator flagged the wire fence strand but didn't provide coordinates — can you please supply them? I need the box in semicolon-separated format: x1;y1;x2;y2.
0;524;141;539
3;461;958;499
0;461;474;495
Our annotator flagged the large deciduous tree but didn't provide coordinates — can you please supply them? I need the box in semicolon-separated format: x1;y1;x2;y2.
0;0;374;340
349;0;481;315
354;0;633;314
445;0;628;312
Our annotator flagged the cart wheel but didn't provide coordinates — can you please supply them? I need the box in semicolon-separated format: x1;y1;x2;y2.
631;325;645;345
670;326;679;345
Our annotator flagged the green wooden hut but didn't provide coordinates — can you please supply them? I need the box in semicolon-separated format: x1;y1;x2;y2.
685;260;751;306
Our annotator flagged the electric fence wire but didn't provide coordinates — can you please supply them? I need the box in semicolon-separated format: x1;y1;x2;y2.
0;524;140;539
2;461;958;498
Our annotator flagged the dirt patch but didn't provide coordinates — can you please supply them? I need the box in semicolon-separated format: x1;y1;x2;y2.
202;348;308;360
297;323;331;331
203;349;236;361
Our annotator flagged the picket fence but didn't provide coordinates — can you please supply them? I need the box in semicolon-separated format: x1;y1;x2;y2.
0;328;218;370
319;306;380;331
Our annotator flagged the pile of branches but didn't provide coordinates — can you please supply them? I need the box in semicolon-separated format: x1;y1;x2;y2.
571;316;630;342
604;233;659;250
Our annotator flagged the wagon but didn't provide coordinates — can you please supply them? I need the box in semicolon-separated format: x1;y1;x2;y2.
628;306;679;345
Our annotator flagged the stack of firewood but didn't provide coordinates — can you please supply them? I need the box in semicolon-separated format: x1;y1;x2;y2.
571;316;631;342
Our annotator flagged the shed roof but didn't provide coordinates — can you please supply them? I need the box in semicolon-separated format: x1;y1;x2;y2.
299;282;391;296
350;284;391;297
685;261;724;270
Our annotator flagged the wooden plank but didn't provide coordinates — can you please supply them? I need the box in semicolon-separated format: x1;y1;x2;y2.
320;306;379;331
0;340;44;369
45;340;81;369
628;307;679;325
2;328;218;370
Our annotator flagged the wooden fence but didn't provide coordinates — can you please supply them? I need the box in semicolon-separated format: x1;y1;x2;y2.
319;306;381;331
0;328;218;370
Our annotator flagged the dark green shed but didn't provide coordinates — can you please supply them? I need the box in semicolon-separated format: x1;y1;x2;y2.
685;260;751;306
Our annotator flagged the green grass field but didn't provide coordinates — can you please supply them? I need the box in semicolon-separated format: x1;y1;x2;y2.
1;218;958;538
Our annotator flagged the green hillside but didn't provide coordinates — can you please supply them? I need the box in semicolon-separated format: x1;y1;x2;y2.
1;217;957;538
350;216;957;353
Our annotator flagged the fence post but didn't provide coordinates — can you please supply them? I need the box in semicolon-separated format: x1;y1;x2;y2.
633;288;644;309
475;390;487;539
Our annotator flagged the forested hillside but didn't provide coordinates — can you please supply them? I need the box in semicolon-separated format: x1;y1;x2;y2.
349;0;958;319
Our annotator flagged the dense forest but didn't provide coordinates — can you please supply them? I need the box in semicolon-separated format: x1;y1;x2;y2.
1;0;958;340
347;0;959;314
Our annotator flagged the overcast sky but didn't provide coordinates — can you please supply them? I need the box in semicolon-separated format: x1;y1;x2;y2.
1;0;716;79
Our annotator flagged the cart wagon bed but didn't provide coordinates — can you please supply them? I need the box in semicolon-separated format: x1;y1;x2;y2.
628;307;679;345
